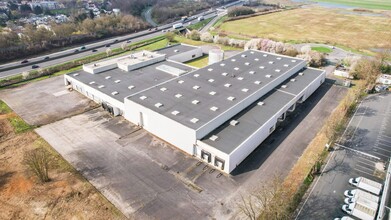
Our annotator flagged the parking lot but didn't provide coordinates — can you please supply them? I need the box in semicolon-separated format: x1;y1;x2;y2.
296;93;391;219
0;76;96;126
1;75;347;219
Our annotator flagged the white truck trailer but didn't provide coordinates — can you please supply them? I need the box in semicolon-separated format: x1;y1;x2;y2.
344;189;380;203
334;217;355;220
342;200;377;220
349;177;383;195
344;196;379;211
172;23;183;29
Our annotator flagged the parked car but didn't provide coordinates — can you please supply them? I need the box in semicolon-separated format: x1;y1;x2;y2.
43;56;50;60
91;49;98;52
31;64;39;69
21;59;29;64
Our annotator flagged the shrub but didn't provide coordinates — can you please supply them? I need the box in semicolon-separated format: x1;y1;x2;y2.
23;148;52;183
200;32;213;43
165;32;176;42
186;30;200;41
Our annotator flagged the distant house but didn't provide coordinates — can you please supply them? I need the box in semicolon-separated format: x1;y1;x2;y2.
29;1;60;10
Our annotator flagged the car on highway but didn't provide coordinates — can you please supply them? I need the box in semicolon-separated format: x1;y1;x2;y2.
113;39;119;43
43;56;50;60
162;30;166;33
105;44;110;47
21;59;29;64
91;49;98;52
74;49;79;53
31;64;39;69
126;39;132;43
81;46;86;50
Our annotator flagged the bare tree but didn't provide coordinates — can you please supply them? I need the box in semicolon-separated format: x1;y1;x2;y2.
238;175;291;220
23;148;52;183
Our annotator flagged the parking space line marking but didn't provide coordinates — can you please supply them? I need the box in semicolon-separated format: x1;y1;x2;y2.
354;167;374;176
335;143;381;161
357;160;375;168
372;151;388;159
356;163;374;171
377;142;391;149
374;146;391;153
357;157;376;164
379;137;391;144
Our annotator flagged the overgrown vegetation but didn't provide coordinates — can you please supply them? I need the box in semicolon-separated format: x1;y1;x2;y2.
0;14;148;62
8;117;33;133
227;6;255;17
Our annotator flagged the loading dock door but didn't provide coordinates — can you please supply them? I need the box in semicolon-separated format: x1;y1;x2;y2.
201;150;211;163
214;157;225;170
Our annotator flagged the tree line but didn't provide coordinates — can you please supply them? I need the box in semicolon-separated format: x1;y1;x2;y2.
0;14;147;62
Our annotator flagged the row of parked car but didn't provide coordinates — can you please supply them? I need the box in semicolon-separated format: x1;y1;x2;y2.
336;176;383;220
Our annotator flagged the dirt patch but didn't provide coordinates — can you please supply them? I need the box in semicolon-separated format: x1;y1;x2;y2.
0;108;125;219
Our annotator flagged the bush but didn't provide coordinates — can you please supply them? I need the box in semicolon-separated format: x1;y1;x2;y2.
200;32;213;43
23;148;52;183
227;6;255;17
186;30;200;41
165;32;176;42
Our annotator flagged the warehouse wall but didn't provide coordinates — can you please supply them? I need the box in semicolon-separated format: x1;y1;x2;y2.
64;75;124;112
195;140;230;173
167;47;203;63
124;98;196;155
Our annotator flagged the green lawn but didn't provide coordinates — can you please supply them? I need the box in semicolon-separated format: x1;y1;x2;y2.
8;117;32;133
188;17;214;30
185;55;209;68
311;46;333;53
0;100;12;114
313;0;391;10
136;39;169;51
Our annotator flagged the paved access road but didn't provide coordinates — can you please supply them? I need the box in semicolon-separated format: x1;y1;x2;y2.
296;93;391;220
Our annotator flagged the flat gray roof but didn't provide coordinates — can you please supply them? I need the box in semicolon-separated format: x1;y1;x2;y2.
127;50;306;130
156;44;199;58
67;60;195;102
200;67;324;154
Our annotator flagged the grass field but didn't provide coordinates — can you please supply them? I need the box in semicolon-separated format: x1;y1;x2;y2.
313;0;391;10
311;46;333;53
217;8;391;52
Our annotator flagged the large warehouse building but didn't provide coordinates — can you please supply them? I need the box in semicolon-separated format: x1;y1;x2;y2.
64;44;326;174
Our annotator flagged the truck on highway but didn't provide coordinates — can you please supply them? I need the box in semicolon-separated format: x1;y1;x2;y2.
342;200;377;220
344;189;380;203
181;16;188;22
349;177;383;195
173;23;184;29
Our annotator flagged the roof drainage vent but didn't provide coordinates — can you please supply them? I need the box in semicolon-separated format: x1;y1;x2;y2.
230;120;239;126
209;135;219;141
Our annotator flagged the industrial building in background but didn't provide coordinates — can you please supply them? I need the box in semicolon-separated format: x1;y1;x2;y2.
64;44;326;173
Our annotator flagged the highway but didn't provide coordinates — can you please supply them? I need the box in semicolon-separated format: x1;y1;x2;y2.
0;1;242;79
